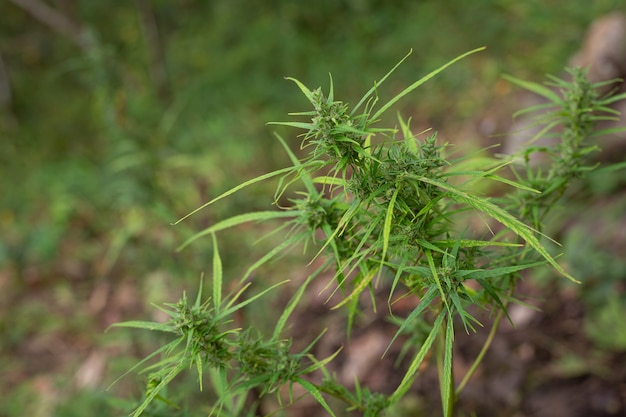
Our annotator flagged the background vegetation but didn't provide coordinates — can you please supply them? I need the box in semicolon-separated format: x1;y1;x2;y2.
1;1;625;416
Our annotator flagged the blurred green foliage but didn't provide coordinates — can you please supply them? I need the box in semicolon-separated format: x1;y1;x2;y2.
1;1;625;416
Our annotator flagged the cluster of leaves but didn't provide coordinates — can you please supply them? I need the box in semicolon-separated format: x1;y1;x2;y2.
113;49;625;417
502;68;626;230
111;235;337;417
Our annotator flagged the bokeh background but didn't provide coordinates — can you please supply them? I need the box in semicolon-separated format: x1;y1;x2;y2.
2;1;626;416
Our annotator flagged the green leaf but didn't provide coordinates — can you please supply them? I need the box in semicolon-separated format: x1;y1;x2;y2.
381;186;399;267
331;268;377;310
351;49;413;116
457;260;546;280
371;47;486;121
177;210;298;251
274;132;317;194
442;313;455;417
284;77;317;105
218;280;288;320
109;320;176;333
272;261;330;340
390;312;444;403
502;74;561;102
240;231;303;283
173;166;294;225
131;361;187;417
211;234;222;312
426;249;449;309
295;377;338;417
300;346;343;374
411;175;578;282
386;286;439;355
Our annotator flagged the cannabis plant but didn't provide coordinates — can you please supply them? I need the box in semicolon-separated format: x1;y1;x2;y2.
110;48;625;416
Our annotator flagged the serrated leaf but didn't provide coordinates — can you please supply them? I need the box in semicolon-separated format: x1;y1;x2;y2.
442;313;455;417
218;280;288;320
295;377;338;417
502;74;561;102
211;234;222;311
273;261;329;340
390;312;444;403
411;175;578;282
351;49;413;116
177;210;298;251
331;268;377;310
173;166;294;225
372;47;486;121
109;320;176;333
285;77;316;105
386;286;438;356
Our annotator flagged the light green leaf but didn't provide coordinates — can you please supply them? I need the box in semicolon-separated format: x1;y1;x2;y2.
218;280;288;320
106;338;183;391
267;121;315;130
371;47;486;121
285;77;316;105
331;268;377;310
173;166;294;225
502;74;561;103
177;210;298;251
386;286;439;356
211;234;222;312
390;312;444;403
131;361;186;417
412;175;578;282
295;377;338;417
433;239;522;248
240;232;303;283
109;320;176;333
426;249;449;309
382;186;399;266
442;313;455;417
351;49;413;116
313;175;347;186
398;114;418;154
272;261;330;340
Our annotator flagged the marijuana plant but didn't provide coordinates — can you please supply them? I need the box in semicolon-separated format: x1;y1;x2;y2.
111;48;625;416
